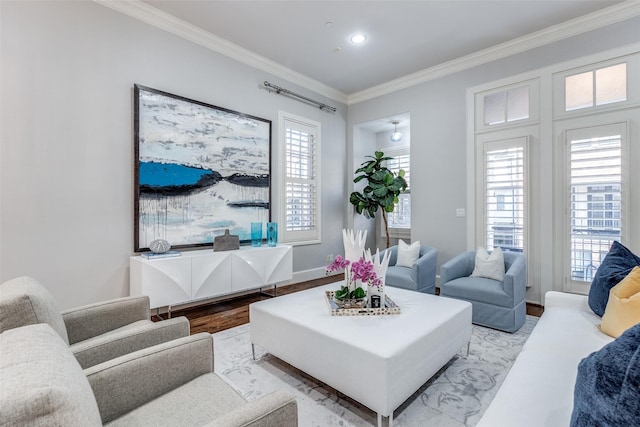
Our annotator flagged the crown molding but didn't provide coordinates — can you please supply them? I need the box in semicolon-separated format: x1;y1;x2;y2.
96;0;640;107
348;0;640;105
94;0;349;105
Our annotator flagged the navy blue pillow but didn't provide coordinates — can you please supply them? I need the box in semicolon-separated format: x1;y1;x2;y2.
588;241;640;317
570;323;640;426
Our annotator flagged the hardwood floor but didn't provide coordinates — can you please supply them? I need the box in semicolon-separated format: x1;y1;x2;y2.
169;276;544;335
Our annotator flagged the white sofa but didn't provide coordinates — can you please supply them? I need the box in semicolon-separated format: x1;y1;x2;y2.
477;291;613;427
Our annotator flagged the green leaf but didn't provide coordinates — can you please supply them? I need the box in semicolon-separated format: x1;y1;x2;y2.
373;186;388;197
398;169;406;178
384;174;394;185
352;287;366;298
334;286;350;300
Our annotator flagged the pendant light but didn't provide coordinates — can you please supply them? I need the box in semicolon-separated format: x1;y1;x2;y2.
390;121;403;142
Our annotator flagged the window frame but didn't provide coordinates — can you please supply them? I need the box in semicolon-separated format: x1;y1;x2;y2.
278;112;321;246
474;79;539;132
556;118;630;294
377;145;411;240
553;54;640;120
476;136;530;257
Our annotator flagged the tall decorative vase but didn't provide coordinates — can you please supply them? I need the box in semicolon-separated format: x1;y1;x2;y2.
251;222;262;247
266;222;278;247
342;229;367;293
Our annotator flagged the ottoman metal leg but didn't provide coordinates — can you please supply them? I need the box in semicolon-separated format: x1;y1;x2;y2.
377;412;393;427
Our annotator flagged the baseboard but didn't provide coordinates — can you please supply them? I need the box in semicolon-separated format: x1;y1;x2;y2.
284;267;329;285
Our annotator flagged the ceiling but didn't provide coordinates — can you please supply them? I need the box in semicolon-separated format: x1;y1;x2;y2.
140;0;625;96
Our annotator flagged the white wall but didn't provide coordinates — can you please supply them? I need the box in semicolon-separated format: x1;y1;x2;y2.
0;1;347;309
348;16;640;304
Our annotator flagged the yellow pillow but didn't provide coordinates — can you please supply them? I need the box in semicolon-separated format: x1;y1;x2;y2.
600;266;640;338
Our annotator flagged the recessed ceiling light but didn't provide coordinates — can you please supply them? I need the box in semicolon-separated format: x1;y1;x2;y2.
350;34;366;44
325;21;334;28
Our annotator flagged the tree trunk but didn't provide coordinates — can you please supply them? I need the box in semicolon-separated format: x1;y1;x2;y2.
382;211;390;248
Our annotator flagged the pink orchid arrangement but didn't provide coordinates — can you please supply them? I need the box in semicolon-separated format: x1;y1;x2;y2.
326;255;350;274
326;255;382;300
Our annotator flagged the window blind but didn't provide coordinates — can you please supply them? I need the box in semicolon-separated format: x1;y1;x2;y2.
386;154;411;229
485;144;525;253
568;133;622;282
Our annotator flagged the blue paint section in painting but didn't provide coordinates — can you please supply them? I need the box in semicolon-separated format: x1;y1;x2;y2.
139;161;223;196
140;161;212;187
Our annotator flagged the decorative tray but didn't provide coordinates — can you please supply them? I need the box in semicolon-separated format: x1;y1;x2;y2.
325;291;401;316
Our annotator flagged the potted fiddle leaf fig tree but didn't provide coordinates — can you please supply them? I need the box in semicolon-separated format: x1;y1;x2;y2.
349;151;408;248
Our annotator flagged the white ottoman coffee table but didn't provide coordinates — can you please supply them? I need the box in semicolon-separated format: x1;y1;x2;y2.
249;283;472;426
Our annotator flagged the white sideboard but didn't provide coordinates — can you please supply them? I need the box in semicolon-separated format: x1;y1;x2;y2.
130;245;292;309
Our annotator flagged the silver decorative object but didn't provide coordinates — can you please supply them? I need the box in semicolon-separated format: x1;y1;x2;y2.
214;229;240;252
149;239;171;254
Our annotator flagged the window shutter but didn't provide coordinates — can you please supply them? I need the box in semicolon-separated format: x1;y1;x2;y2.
484;139;526;253
386;154;411;229
280;114;321;244
568;129;622;282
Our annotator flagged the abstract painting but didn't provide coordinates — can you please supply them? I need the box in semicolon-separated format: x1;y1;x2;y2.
134;85;271;251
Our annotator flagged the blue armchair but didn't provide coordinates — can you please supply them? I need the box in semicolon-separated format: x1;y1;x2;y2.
381;245;437;294
440;251;526;333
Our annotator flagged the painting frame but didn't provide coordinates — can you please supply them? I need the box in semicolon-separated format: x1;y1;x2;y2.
134;84;272;252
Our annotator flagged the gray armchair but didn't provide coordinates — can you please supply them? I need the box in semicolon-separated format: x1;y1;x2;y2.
382;245;438;294
0;276;190;368
440;250;527;333
0;324;298;426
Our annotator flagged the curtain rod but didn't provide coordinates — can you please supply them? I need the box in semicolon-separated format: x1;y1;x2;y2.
263;81;337;113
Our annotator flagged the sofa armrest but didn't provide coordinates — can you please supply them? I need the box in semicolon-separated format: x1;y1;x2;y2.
71;316;190;369
62;296;151;344
415;247;437;288
544;290;591;312
207;389;298;427
85;333;214;424
440;251;475;285
502;255;527;302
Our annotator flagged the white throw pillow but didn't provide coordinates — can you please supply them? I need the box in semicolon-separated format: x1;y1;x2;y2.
471;247;505;281
396;239;421;268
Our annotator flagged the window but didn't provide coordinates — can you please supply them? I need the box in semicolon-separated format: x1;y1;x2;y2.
484;139;527;253
565;63;627;111
567;127;623;283
385;154;411;229
279;113;320;245
475;79;538;132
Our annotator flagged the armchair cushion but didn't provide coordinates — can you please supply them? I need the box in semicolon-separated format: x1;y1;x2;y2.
0;276;69;344
396;239;420;268
471;247;505;281
0;324;102;426
440;276;513;308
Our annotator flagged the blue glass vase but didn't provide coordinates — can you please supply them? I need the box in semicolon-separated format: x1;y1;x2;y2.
266;222;278;247
251;222;262;247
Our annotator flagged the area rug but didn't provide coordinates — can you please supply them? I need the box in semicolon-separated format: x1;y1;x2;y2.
213;316;538;427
